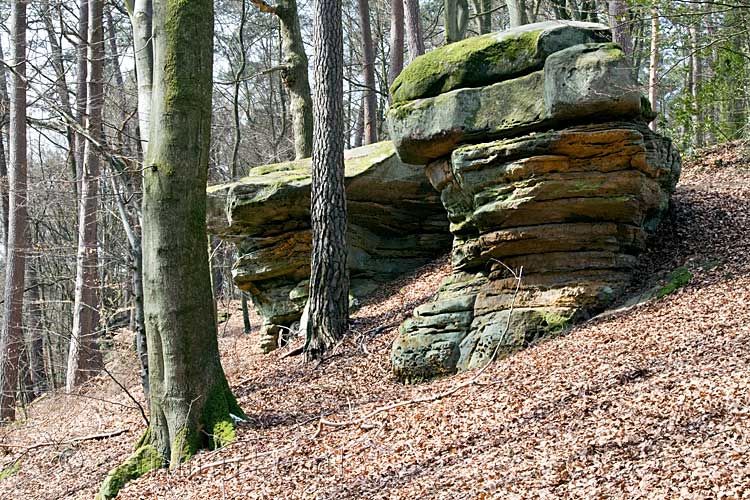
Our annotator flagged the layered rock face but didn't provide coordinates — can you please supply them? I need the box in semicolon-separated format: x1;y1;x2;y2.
388;21;681;382
208;142;451;352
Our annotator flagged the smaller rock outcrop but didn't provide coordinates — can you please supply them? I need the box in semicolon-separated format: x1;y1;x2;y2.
387;21;681;382
208;142;451;351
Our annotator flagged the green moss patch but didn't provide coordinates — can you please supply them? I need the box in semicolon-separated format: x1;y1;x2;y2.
0;460;20;482
656;267;693;299
96;445;164;500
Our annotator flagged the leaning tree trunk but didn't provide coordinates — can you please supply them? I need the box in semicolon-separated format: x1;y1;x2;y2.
98;2;245;497
389;0;405;86
0;0;28;422
304;0;349;361
66;0;104;391
358;0;378;144
404;0;425;61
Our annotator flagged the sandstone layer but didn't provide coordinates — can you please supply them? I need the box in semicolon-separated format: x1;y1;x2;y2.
208;142;451;351
388;22;681;382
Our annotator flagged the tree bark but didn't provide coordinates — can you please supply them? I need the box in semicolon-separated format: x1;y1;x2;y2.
506;0;529;27
608;0;633;61
0;36;10;256
66;0;104;391
389;0;405;86
358;0;378;144
445;0;470;43
648;6;659;131
126;0;154;157
472;0;492;33
404;0;425;61
142;0;243;465
26;267;47;397
690;9;703;149
305;0;349;361
74;0;89;202
0;0;28;422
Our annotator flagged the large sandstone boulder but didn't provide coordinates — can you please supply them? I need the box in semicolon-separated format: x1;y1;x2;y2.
208;141;451;352
388;22;681;382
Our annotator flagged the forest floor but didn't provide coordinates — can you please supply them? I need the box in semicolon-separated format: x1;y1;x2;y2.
1;141;749;499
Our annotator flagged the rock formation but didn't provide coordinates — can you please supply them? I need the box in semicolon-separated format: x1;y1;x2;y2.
208;141;451;352
387;21;681;382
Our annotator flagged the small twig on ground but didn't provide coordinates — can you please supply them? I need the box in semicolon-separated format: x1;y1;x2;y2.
312;265;523;438
100;365;149;427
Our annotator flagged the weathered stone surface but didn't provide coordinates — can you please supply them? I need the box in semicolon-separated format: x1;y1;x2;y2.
391;122;681;382
388;43;645;164
208;142;452;351
390;20;610;104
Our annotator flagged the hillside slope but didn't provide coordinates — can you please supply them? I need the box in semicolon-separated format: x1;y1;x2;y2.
1;142;749;499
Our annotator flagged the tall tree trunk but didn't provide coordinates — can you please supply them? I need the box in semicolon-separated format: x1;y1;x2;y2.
39;0;78;200
143;0;243;468
231;0;248;178
690;11;703;149
445;0;470;43
305;0;348;360
66;0;104;391
0;0;28;422
506;0;529;27
389;0;405;86
404;0;425;61
26;267;47;397
0;36;10;255
74;0;89;202
648;6;659;131
358;0;378;144
126;0;154;157
472;0;492;33
250;0;313;159
608;0;633;61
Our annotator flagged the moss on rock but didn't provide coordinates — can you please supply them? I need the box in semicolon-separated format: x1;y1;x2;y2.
656;267;693;299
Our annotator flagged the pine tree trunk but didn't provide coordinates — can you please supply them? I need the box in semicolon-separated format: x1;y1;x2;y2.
404;0;425;61
389;0;405;86
0;0;28;422
0;36;9;255
608;0;633;61
140;0;244;465
305;0;349;361
66;0;104;390
358;0;378;144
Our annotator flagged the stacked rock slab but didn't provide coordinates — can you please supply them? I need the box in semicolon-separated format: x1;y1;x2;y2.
387;21;681;382
207;141;451;352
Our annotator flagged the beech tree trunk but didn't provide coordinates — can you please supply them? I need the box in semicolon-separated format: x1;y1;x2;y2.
389;0;405;85
74;0;89;201
472;0;492;33
648;7;659;131
126;0;154;156
507;0;529;27
0;0;28;422
445;0;470;43
404;0;425;61
250;0;314;159
305;0;349;361
690;10;704;149
142;0;243;464
358;0;378;144
66;0;104;391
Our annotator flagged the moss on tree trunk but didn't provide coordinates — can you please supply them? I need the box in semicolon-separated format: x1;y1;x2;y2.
97;0;244;497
